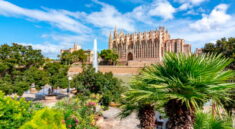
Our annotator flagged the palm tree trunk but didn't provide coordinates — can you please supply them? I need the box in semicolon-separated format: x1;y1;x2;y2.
212;102;216;118
138;104;155;129
165;99;195;129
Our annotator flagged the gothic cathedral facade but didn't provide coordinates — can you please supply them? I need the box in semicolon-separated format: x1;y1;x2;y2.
108;27;191;66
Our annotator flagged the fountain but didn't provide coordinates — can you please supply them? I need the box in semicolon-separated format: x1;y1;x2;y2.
93;39;98;72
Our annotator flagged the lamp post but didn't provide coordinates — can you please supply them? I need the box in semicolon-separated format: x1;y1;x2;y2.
68;76;72;97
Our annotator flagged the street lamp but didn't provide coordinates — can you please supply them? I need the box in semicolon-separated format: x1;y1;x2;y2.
68;76;72;97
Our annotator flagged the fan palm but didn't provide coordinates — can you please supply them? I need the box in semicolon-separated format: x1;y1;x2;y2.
120;53;235;129
120;78;165;129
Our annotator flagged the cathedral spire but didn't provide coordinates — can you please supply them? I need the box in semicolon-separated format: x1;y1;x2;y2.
114;26;118;38
114;25;117;32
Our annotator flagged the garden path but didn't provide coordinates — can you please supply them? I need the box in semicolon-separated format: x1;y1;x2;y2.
98;107;140;129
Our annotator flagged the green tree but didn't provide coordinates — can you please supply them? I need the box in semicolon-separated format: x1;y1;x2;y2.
60;51;72;65
121;53;235;129
71;49;88;64
60;49;88;65
0;43;45;95
202;37;235;69
0;43;44;71
99;49;118;65
72;65;123;106
202;37;235;113
44;62;69;94
23;67;49;90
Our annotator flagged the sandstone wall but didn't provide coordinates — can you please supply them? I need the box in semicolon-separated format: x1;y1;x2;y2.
68;65;144;76
127;60;160;67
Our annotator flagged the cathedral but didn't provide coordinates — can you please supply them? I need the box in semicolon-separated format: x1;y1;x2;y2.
108;27;191;66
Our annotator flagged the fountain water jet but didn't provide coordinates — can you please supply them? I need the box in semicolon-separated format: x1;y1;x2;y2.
93;39;98;72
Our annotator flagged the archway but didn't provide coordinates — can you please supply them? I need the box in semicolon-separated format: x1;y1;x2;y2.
128;52;133;61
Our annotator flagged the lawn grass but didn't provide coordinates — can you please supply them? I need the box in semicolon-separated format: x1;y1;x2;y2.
114;74;134;87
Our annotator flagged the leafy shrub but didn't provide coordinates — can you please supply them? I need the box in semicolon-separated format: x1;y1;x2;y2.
54;95;100;129
29;102;45;111
0;91;32;129
72;65;124;107
20;108;66;129
194;111;232;129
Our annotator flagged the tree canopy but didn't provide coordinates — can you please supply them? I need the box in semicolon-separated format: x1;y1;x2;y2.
202;37;235;69
60;49;88;65
99;49;118;65
43;62;69;90
72;65;123;106
0;43;45;95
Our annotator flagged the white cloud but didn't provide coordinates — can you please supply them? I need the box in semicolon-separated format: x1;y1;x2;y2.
1;0;234;58
178;3;192;11
0;0;90;34
177;23;235;50
149;0;176;20
175;0;207;11
126;6;154;25
175;0;207;5
85;1;135;32
0;0;136;57
44;34;91;45
190;4;231;31
125;0;176;25
20;42;63;58
185;9;198;15
184;7;205;15
189;0;207;5
162;14;235;52
21;34;93;58
120;0;145;4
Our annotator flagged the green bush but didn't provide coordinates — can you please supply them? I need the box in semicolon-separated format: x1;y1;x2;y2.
54;95;100;129
194;111;232;129
0;91;32;129
29;102;45;111
72;65;124;107
20;108;66;129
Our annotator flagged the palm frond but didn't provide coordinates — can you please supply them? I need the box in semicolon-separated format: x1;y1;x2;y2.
120;52;235;118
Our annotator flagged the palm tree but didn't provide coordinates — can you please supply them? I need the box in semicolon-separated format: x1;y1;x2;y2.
120;79;165;129
120;53;235;129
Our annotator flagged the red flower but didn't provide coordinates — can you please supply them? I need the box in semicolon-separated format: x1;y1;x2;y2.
87;101;96;107
74;118;79;124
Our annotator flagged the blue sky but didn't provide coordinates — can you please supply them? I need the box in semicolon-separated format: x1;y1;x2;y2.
0;0;234;58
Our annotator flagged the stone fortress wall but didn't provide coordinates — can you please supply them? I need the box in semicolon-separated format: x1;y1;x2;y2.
68;65;143;76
